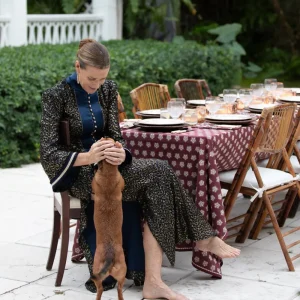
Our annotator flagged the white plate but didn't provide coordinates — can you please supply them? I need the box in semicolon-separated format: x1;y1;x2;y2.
137;109;161;115
138;118;185;126
279;96;300;103
248;103;277;111
206;114;252;121
187;99;205;106
284;88;300;94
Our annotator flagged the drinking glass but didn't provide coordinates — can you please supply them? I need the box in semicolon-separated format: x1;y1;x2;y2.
160;108;170;119
167;100;185;119
250;83;264;97
223;89;238;105
238;89;253;108
205;96;223;115
183;110;198;125
264;78;277;92
277;82;284;89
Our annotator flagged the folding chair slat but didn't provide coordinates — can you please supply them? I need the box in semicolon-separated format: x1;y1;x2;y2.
286;239;300;250
228;213;248;223
291;253;300;261
282;226;300;237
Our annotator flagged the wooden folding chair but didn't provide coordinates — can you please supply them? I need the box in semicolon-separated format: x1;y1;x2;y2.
117;93;127;122
130;83;170;118
219;103;300;271
174;79;212;100
250;108;300;236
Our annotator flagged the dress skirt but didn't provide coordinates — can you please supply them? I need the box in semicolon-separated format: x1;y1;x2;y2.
80;158;215;292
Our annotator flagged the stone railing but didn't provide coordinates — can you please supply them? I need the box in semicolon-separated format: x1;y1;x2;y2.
0;16;9;47
27;14;103;45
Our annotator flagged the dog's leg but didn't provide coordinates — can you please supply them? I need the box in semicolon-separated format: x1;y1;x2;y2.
110;247;127;300
95;283;104;300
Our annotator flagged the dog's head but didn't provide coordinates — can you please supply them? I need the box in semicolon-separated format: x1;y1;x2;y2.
97;137;115;167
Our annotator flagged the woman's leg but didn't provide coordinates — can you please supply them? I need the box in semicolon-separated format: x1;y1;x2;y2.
142;223;189;300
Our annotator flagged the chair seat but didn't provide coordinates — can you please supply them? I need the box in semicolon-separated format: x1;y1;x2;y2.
55;193;81;209
219;167;294;190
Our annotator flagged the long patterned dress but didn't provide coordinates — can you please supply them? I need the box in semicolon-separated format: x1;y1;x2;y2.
40;73;216;293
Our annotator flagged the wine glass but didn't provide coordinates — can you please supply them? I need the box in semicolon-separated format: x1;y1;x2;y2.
250;83;264;97
205;96;223;115
264;78;277;92
167;100;185;119
238;89;253;108
223;89;238;113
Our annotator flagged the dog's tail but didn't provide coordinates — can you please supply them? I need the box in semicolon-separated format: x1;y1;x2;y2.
91;244;114;281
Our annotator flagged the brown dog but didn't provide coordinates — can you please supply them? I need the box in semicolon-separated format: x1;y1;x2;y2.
91;138;126;300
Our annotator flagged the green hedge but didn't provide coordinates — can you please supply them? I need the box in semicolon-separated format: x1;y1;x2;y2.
0;39;240;167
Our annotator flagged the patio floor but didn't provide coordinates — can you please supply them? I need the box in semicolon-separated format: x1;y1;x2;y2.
1;163;300;300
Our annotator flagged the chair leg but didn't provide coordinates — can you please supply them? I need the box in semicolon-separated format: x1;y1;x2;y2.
263;193;295;271
55;213;70;287
278;188;298;227
249;202;269;240
235;197;263;243
46;210;60;271
288;195;300;218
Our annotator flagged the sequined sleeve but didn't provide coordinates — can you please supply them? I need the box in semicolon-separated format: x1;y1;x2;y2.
40;86;80;191
103;80;132;165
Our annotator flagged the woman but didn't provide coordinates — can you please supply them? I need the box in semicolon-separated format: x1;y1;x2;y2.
40;38;240;300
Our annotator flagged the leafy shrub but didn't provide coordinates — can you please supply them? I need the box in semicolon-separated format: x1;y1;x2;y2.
0;39;240;167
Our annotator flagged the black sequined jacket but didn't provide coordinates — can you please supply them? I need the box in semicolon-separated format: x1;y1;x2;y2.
40;79;132;202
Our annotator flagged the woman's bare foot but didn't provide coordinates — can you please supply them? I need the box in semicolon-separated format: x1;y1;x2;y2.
143;277;189;300
196;236;241;258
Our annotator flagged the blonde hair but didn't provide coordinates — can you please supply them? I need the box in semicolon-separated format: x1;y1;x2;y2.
77;38;110;69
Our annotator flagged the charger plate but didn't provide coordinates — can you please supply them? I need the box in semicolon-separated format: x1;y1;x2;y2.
279;96;300;103
187;100;206;106
138;118;185;126
136;109;161;118
206;114;254;125
248;103;277;112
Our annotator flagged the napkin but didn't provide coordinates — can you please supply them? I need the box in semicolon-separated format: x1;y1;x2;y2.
120;119;140;129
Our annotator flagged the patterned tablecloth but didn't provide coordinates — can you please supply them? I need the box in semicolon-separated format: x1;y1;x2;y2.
121;124;255;278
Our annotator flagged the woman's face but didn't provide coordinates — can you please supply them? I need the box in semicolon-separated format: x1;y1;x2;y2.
75;61;110;94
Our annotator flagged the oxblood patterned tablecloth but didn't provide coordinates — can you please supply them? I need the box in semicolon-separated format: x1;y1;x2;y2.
121;124;255;278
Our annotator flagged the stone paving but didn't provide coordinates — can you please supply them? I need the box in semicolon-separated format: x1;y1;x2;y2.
1;163;300;300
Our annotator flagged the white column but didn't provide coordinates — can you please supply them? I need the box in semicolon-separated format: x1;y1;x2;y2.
0;0;27;46
92;0;119;41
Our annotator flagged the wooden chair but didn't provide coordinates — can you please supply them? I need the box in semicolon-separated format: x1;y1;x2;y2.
250;108;300;236
130;83;170;118
174;79;212;100
46;94;129;287
117;93;127;122
219;103;300;271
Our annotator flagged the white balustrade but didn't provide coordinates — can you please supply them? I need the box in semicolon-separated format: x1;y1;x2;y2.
27;14;104;45
0;16;10;47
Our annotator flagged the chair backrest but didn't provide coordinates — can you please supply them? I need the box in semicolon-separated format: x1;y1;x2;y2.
130;83;171;117
258;103;296;154
285;108;300;160
174;79;212;100
117;93;127;122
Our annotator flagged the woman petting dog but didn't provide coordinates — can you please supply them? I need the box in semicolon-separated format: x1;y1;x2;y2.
40;39;240;300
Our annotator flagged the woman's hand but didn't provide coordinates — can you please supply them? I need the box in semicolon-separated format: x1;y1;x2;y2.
88;139;115;164
104;141;126;165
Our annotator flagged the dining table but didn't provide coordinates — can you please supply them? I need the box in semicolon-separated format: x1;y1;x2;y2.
121;122;257;278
